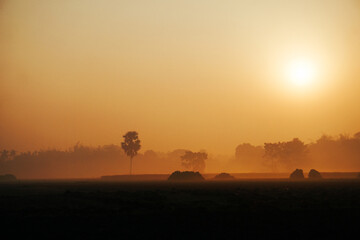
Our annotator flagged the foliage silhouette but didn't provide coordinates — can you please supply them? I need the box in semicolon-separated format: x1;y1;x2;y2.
264;138;308;172
213;173;235;180
1;132;360;178
0;145;189;178
308;169;322;179
168;171;205;181
234;144;265;172
121;131;141;175
0;174;16;181
181;151;207;172
0;150;16;162
308;133;360;172
290;169;304;179
354;132;360;139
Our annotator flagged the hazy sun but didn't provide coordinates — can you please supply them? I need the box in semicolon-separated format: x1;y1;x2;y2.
287;59;316;87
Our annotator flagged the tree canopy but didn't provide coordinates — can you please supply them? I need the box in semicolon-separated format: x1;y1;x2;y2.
264;138;308;171
121;131;141;159
181;151;207;172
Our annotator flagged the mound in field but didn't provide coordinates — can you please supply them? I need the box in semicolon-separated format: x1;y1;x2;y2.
0;174;17;181
308;169;322;179
213;173;235;180
168;171;205;181
290;169;304;179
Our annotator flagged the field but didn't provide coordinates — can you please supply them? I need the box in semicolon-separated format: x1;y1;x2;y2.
1;179;360;239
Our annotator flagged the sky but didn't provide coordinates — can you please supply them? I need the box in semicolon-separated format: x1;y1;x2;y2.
1;0;360;154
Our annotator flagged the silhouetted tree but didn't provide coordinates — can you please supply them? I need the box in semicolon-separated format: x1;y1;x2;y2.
0;150;9;162
213;172;235;180
181;151;207;172
234;143;265;172
264;138;308;171
121;131;141;175
168;171;205;181
281;138;308;168
144;150;157;159
290;169;304;179
354;132;360;139
9;150;16;159
263;143;282;172
0;174;16;181
308;169;322;179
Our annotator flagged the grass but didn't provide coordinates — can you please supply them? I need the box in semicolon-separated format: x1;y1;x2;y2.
1;179;360;239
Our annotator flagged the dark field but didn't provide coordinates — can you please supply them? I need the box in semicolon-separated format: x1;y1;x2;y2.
1;180;360;239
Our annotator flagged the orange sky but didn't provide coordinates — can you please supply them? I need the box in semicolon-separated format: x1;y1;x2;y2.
1;0;360;154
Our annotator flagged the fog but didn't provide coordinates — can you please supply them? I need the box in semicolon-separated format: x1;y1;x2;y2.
234;133;360;173
1;132;359;179
1;1;360;178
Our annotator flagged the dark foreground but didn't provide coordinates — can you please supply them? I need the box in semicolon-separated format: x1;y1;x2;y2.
1;180;360;239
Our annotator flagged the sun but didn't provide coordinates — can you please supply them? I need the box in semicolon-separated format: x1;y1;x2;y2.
287;59;316;87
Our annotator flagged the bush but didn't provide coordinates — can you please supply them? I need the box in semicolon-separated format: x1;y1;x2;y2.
168;171;205;181
290;169;304;179
213;173;235;180
0;174;17;181
308;169;322;179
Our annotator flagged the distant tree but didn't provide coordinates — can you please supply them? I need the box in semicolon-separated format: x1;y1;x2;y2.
121;131;141;175
289;169;304;179
281;138;308;168
308;169;322;179
181;151;207;172
354;132;360;139
263;143;282;172
10;150;16;159
213;172;235;180
144;150;157;159
1;150;9;161
264;138;308;171
234;143;265;171
0;150;15;162
168;171;205;181
0;174;16;181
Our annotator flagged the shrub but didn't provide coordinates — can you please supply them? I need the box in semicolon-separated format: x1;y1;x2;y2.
168;171;205;181
290;169;304;179
308;169;322;179
213;173;235;180
0;174;17;181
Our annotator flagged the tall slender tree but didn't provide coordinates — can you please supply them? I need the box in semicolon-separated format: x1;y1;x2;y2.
121;131;141;175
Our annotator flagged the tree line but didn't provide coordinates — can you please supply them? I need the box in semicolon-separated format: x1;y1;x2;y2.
1;132;360;178
234;132;360;172
0;131;207;178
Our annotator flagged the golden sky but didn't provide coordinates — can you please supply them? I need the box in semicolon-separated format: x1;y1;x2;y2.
1;0;360;154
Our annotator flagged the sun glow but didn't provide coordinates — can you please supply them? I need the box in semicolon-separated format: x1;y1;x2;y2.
287;59;316;87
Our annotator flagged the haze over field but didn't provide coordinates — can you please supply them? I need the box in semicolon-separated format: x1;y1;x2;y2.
1;0;360;156
3;3;360;240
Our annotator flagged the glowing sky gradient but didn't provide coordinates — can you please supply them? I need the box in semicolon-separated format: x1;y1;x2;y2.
1;0;360;154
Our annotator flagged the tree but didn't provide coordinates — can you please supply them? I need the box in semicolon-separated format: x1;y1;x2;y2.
263;138;308;171
263;143;282;172
354;132;360;139
0;150;9;163
181;151;207;172
121;131;141;175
